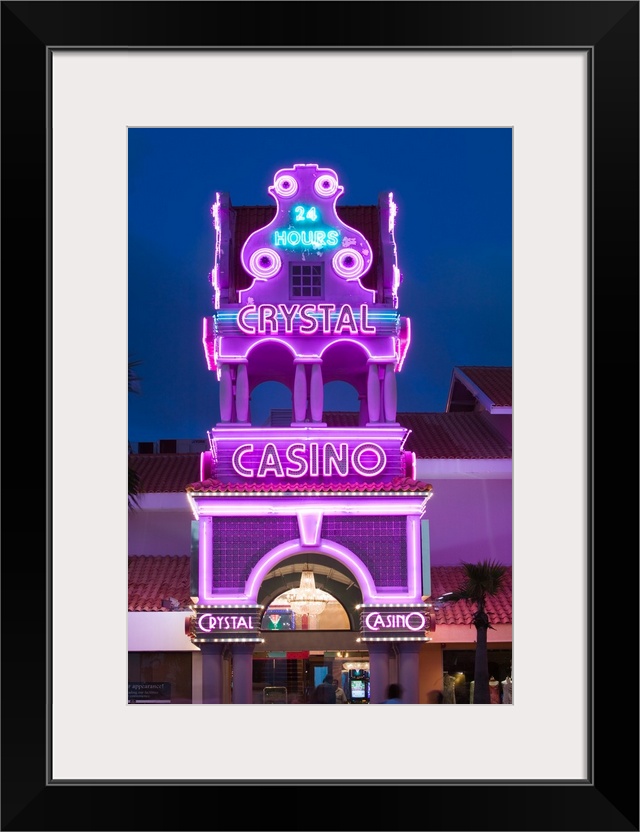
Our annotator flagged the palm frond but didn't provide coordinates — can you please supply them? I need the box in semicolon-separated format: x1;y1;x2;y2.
128;465;142;511
128;358;143;394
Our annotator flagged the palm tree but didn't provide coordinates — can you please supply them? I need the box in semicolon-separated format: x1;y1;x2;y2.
128;358;142;511
438;559;508;704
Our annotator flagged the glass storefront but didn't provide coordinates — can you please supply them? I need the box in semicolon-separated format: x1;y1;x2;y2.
128;651;193;704
442;649;512;704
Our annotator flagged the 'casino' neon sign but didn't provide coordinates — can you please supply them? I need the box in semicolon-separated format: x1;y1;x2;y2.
237;303;376;335
364;611;428;632
232;441;387;479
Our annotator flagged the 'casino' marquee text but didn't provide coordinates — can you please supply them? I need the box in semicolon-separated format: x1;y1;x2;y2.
232;441;387;479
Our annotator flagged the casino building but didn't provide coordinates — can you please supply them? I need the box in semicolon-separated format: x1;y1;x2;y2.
128;164;513;705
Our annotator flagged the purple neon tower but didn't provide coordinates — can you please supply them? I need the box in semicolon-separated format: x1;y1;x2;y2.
187;164;433;703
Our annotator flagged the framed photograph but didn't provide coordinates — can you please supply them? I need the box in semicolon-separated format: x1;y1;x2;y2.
3;2;637;830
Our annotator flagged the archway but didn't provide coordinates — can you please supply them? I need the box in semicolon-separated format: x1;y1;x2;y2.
252;554;370;704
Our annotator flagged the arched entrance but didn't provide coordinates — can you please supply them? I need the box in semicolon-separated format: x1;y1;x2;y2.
252;556;371;703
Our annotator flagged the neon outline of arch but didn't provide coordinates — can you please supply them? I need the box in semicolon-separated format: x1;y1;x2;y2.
197;530;423;606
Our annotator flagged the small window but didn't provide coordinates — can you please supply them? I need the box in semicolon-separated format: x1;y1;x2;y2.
290;264;323;299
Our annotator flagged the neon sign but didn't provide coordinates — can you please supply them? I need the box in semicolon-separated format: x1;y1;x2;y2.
231;441;387;479
271;204;341;250
293;205;318;222
273;228;340;249
240;164;373;283
197;613;256;633
363;611;428;632
237;303;377;335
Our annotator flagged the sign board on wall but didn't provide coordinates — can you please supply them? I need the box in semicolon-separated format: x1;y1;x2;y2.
190;606;264;643
128;682;171;703
208;425;410;483
359;606;433;641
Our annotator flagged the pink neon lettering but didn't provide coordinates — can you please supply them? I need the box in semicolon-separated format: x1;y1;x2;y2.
334;304;358;334
257;443;284;477
285;443;308;477
360;304;376;334
317;303;336;332
364;611;426;631
231;441;387;479
232;444;254;477
323;443;349;476
278;303;300;333
309;442;319;476
298;304;318;334
237;306;257;334
258;305;278;334
197;614;254;632
352;443;387;477
234;304;377;335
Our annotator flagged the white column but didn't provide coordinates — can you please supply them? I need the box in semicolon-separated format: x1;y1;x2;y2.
309;362;324;422
383;363;397;422
367;642;391;703
200;643;225;704
293;362;308;422
397;643;421;704
219;364;233;422
358;395;369;426
367;362;380;423
235;363;249;422
231;643;257;704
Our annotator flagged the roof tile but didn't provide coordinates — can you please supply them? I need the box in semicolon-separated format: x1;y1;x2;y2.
128;557;512;625
324;411;511;459
186;476;433;495
128;555;192;612
430;565;512;626
129;410;510;494
457;366;512;408
129;453;201;494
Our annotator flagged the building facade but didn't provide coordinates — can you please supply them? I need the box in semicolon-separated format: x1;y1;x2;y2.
128;163;512;705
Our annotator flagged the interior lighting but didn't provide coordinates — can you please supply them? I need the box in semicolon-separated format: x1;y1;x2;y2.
283;570;332;618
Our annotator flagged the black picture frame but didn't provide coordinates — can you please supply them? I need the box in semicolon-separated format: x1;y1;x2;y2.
2;2;638;830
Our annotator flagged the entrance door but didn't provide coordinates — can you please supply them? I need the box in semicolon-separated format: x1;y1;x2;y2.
252;652;370;703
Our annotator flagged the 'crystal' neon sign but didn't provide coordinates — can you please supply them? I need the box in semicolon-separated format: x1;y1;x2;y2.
236;303;377;335
197;613;255;633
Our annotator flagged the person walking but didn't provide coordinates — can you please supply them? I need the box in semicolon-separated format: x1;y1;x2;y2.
383;682;403;703
312;674;337;703
333;678;348;703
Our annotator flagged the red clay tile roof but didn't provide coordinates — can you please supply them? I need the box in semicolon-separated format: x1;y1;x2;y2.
324;411;511;459
430;565;512;626
128;555;192;611
401;411;511;458
129;410;510;494
231;206;276;298
129;453;201;494
455;367;512;409
128;557;512;625
185;476;432;495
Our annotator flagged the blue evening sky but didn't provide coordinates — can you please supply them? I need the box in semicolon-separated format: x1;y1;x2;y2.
128;128;512;443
